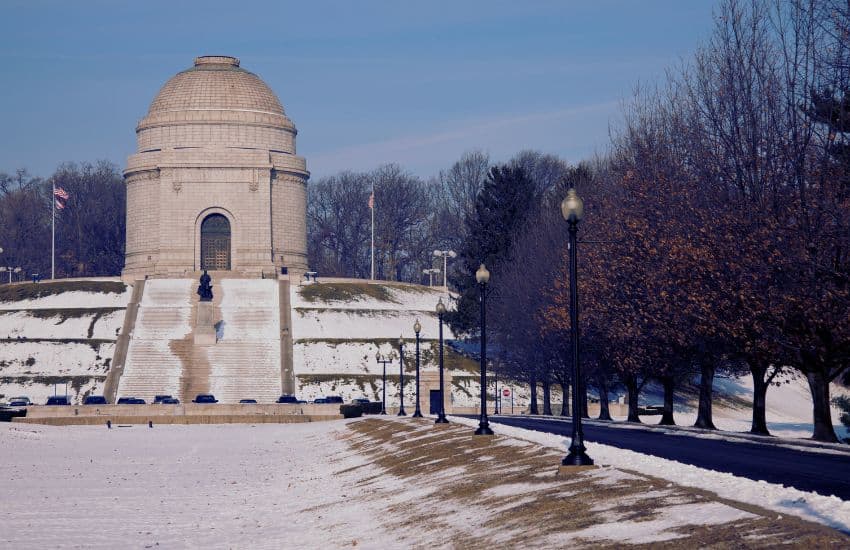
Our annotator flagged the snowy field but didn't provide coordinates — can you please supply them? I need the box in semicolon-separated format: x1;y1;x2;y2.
0;420;398;548
1;418;846;548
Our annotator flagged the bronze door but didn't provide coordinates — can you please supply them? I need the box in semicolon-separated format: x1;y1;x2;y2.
200;214;231;270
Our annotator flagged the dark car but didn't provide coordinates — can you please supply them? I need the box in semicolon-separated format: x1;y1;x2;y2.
117;397;146;405
153;395;174;404
9;397;31;407
351;397;370;405
239;399;258;404
276;394;298;404
192;394;218;404
83;395;108;405
160;397;180;404
325;396;344;404
313;397;329;404
45;395;71;406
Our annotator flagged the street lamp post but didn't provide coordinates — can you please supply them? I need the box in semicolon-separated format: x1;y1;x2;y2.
435;297;449;424
376;351;392;415
397;336;407;416
474;263;494;436
432;250;456;290
422;268;440;287
412;319;423;417
560;184;593;466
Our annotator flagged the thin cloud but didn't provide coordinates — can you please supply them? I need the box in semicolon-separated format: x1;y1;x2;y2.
308;100;618;176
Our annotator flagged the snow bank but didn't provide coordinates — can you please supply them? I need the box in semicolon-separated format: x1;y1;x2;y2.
449;416;850;533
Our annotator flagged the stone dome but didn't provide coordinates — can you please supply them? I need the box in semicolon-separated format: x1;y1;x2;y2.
135;55;297;154
146;56;285;117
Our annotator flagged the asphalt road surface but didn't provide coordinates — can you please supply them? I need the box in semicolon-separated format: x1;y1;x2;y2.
483;415;850;500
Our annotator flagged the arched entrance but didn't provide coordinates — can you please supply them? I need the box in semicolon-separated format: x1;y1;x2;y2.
200;213;231;270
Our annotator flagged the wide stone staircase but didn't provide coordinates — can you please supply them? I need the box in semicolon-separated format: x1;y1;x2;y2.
206;279;281;403
116;279;193;402
114;277;283;404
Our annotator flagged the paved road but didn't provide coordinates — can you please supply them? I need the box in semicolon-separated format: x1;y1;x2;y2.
484;415;850;500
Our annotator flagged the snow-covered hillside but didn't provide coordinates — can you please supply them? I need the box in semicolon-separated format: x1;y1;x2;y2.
0;280;131;404
291;280;487;406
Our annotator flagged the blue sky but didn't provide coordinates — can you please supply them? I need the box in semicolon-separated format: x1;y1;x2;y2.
0;1;720;179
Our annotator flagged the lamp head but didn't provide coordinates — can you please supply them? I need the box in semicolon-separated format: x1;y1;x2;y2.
560;186;584;223
414;319;421;334
375;351;382;362
448;250;457;258
475;263;490;285
435;297;446;315
398;335;404;347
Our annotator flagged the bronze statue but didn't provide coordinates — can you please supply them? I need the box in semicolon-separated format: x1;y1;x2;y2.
197;270;213;302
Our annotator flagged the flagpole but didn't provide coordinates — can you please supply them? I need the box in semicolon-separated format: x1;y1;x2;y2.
370;182;375;281
51;180;55;280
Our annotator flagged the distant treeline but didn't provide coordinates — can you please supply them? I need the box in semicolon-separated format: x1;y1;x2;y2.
0;162;125;280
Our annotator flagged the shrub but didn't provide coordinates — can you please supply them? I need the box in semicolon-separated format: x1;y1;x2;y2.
340;404;363;418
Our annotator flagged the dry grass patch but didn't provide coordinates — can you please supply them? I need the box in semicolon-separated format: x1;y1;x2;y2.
341;418;849;548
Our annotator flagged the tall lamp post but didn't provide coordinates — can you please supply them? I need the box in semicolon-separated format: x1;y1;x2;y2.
412;319;423;417
397;336;407;416
561;184;593;466
432;250;456;290
435;297;449;424
376;351;392;415
474;264;494;436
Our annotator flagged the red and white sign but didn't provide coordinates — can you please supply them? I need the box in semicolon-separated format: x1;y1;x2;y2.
502;388;511;397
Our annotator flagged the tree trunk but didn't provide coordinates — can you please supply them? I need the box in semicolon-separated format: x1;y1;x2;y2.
749;362;771;436
580;377;589;419
626;375;641;423
805;370;838;442
597;375;612;421
542;381;552;416
560;382;569;416
694;361;717;430
659;375;676;426
529;378;538;415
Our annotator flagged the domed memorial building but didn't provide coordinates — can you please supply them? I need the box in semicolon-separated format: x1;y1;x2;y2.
123;55;308;278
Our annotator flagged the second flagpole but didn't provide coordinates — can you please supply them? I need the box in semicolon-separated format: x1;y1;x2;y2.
51;180;55;280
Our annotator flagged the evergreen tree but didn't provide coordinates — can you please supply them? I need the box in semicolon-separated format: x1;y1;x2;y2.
448;164;535;335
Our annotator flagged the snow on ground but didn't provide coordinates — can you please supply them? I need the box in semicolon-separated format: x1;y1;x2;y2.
449;416;850;533
292;308;451;341
0;282;128;404
0;420;401;549
1;417;845;547
619;375;850;441
0;309;124;340
290;282;449;311
0;281;131;310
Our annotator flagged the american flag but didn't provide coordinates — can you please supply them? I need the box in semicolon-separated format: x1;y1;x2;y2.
54;186;69;210
368;192;374;209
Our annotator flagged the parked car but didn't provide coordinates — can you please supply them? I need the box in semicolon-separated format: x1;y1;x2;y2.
45;395;71;406
276;394;298;404
313;397;329;404
8;396;32;407
160;397;180;404
153;395;174;404
192;394;218;404
239;399;258;404
117;397;146;405
351;398;370;405
83;395;108;405
325;396;344;404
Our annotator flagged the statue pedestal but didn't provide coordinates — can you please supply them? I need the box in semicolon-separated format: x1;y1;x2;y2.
194;301;216;346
